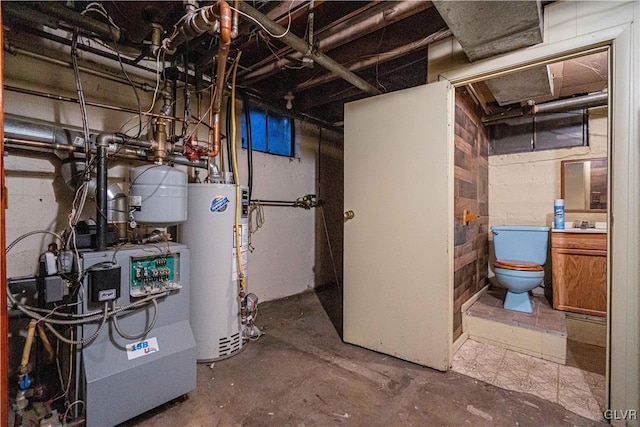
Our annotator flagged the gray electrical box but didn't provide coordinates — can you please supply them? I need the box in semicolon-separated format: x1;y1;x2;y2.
78;243;196;427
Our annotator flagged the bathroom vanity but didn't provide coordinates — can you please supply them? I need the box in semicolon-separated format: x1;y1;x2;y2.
551;230;607;316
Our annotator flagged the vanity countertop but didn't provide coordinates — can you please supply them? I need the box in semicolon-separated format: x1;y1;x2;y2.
552;228;606;234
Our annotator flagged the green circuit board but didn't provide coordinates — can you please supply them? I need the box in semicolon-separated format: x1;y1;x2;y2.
130;254;179;296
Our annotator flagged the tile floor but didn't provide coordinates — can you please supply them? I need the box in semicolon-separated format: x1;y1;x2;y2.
452;339;606;422
467;287;567;335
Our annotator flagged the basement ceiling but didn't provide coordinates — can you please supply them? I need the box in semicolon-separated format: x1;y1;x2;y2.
2;1;603;128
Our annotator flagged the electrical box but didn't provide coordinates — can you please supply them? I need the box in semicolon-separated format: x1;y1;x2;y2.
129;254;182;297
89;264;121;302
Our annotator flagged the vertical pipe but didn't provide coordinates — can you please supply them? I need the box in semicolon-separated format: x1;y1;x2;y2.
0;5;8;424
95;136;109;251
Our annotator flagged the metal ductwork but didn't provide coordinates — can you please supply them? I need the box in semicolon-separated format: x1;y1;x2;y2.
433;0;543;62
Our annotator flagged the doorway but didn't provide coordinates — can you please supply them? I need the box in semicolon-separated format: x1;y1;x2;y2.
449;48;610;421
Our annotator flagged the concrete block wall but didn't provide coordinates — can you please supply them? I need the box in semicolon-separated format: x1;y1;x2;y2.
4;35;321;302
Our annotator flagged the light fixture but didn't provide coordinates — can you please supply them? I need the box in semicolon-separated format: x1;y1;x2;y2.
284;92;294;110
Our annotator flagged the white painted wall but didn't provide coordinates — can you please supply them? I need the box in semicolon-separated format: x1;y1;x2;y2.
4;34;319;301
489;108;608;228
234;119;318;300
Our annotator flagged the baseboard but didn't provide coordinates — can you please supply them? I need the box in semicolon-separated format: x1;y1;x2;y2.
566;314;607;348
462;285;489;313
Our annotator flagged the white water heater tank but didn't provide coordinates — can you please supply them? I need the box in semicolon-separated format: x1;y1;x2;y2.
129;164;187;226
180;183;249;361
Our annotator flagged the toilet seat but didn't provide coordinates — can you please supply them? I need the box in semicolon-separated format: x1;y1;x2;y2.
494;259;544;272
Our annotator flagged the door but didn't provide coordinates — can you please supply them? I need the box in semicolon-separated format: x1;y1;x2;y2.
343;81;453;371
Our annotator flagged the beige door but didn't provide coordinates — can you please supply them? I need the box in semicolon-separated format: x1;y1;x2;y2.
343;81;453;371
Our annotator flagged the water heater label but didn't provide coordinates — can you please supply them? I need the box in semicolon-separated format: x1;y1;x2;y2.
126;337;159;360
130;195;142;212
210;196;229;213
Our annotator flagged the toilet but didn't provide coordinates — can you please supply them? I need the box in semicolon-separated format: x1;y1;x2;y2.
490;225;550;313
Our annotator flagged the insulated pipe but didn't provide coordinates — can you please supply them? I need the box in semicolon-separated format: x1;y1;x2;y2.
3;137;208;169
5;115;153;150
163;5;222;54
36;2;122;42
237;2;381;95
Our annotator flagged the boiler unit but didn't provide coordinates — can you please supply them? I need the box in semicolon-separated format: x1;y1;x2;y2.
78;243;196;426
181;183;250;361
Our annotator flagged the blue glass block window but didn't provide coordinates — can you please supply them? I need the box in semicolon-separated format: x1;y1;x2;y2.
242;107;294;157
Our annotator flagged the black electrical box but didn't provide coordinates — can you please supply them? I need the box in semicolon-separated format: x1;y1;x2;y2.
89;265;121;302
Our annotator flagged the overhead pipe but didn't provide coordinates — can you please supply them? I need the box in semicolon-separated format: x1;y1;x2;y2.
5;85;183;122
237;1;381;95
532;92;608;114
240;1;430;85
482;92;609;124
162;2;236;163
15;25;156;74
6;44;154;92
288;28;452;95
208;1;233;159
35;2;122;42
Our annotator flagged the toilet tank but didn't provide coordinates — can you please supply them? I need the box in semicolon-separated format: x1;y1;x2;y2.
491;226;550;265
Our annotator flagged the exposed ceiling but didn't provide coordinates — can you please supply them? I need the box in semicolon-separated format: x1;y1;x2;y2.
2;1;606;130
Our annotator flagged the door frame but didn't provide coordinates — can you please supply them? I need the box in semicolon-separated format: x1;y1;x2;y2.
439;22;638;420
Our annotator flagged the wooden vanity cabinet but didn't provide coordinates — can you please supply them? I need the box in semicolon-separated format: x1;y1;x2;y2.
551;232;607;317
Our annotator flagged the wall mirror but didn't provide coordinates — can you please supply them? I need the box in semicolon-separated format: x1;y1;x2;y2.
561;158;607;212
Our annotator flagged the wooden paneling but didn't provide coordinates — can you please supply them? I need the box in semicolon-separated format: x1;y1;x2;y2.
552;232;607;317
453;88;489;340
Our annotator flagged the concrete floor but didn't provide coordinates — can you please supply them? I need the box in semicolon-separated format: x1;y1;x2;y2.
127;287;605;426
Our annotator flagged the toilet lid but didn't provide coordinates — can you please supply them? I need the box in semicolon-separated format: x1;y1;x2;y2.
494;259;544;271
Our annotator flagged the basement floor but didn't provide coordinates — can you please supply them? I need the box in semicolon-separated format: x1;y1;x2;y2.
127;287;605;426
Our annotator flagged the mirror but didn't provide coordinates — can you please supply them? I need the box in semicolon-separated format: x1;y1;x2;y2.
561;158;607;212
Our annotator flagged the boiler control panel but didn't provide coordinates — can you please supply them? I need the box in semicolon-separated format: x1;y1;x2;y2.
130;253;182;297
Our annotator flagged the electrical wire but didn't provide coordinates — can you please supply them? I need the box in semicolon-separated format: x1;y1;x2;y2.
230;52;246;294
242;90;253;201
5;230;63;254
248;202;264;253
320;205;342;295
111;298;159;340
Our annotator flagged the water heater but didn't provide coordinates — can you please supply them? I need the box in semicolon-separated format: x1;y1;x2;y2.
180;183;249;361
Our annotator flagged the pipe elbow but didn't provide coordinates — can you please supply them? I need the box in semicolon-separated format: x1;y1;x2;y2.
96;133;116;148
214;1;232;44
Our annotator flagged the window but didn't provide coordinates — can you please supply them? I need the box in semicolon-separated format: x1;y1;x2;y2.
242;106;294;157
489;110;588;155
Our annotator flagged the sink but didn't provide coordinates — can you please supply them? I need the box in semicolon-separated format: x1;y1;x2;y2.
552;227;606;234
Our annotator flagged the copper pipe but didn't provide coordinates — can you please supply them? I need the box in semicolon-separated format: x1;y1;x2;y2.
207;1;232;158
